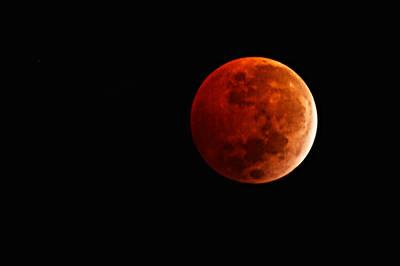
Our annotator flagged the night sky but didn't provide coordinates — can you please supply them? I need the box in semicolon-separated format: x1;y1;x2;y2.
28;4;398;260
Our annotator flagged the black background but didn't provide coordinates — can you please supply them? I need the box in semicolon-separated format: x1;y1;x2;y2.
27;4;399;260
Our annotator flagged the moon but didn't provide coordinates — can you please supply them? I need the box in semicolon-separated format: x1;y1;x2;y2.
191;57;317;184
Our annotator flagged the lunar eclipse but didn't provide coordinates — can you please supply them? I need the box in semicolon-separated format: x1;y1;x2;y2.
191;57;317;184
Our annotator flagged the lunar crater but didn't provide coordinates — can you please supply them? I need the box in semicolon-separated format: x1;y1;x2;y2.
249;169;265;179
228;90;254;107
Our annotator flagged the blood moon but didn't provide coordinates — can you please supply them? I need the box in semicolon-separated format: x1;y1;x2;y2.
191;57;317;184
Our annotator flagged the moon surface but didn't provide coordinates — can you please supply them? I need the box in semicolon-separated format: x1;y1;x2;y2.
191;57;317;184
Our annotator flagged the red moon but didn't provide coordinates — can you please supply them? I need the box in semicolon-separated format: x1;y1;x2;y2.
191;57;317;184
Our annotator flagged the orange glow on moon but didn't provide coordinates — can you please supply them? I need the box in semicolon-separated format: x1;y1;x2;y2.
191;57;317;184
